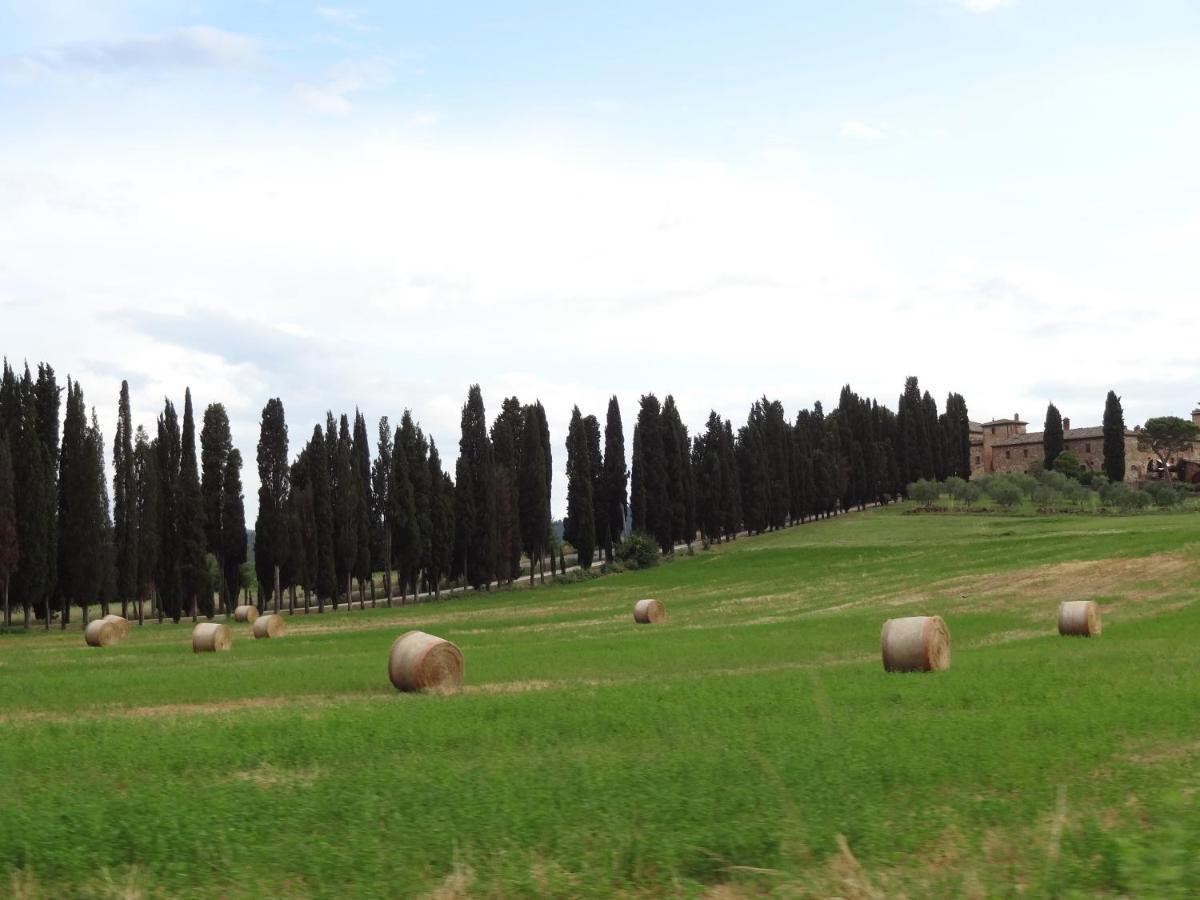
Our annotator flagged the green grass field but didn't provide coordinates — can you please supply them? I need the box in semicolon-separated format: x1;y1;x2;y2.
3;507;1200;898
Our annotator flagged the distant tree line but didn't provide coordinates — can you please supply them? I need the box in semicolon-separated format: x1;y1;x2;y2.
0;361;248;628
0;360;973;627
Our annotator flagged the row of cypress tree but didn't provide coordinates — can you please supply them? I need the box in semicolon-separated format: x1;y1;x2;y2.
0;360;248;628
250;384;570;610
566;377;971;555
0;365;970;626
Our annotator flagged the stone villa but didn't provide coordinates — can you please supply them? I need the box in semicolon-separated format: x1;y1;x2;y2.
969;408;1200;482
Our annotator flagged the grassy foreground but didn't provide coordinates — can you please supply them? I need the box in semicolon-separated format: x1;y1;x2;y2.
3;508;1200;898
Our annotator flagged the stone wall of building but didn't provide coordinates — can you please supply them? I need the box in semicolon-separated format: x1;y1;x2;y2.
988;433;1146;480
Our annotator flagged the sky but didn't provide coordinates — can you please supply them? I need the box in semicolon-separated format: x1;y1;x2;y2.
2;0;1199;519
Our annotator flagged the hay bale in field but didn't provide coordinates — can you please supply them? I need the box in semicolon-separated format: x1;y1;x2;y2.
101;614;131;638
633;598;665;624
192;622;233;653
388;630;464;692
881;615;950;672
85;619;118;648
233;604;259;623
252;614;286;639
1058;600;1101;637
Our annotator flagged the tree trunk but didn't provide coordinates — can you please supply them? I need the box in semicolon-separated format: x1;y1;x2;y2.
274;564;281;614
191;594;197;623
121;594;128;620
82;602;88;627
25;598;32;630
370;580;376;608
289;584;296;614
346;573;352;612
2;579;8;627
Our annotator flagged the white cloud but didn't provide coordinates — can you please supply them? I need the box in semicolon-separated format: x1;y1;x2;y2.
293;60;391;115
1;26;260;78
840;119;884;140
316;6;371;33
950;0;1014;12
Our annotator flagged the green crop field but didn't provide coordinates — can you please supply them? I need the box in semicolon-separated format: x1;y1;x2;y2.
3;507;1200;898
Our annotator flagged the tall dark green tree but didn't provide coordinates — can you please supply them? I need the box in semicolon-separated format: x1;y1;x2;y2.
220;448;247;610
600;396;627;560
942;393;971;480
255;398;289;611
427;440;453;599
1043;403;1064;470
402;413;432;599
518;403;549;584
631;394;669;551
34;364;60;608
459;385;496;589
113;381;137;617
91;408;117;616
200;402;231;610
491;398;523;585
564;406;596;570
662;396;694;547
452;455;475;587
178;389;208;619
371;416;394;602
308;425;337;609
0;437;18;626
352;410;373;604
922;391;943;481
58;379;103;626
133;426;158;625
582;414;604;555
332;414;359;607
390;415;417;602
694;412;725;544
156;399;183;620
1102;391;1127;482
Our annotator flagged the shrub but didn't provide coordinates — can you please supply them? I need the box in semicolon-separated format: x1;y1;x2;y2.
1032;484;1062;509
961;482;982;507
1052;451;1083;480
986;478;1023;509
616;532;660;570
1011;472;1039;498
908;479;942;509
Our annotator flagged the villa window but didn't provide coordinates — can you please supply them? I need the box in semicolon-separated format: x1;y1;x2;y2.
1085;443;1091;452
1023;449;1028;458
1005;450;1010;459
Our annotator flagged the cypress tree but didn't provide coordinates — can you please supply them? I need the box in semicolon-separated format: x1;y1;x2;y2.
0;437;18;626
1043;403;1064;470
490;405;521;585
632;395;668;551
517;403;548;584
459;385;496;590
452;455;475;588
91;408;117;616
719;419;743;538
200;402;231;610
220;448;247;611
254;398;289;612
601;396;627;560
352;410;373;604
695;412;724;543
390;417;417;601
427;440;453;599
661;397;692;548
921;391;942;481
34;364;60;609
178;389;208;618
332;414;358;607
1103;391;1126;482
564;406;596;570
371;416;393;603
133;427;158;624
156;399;183;621
113;381;137;617
404;415;432;599
11;382;52;628
58;379;103;627
308;425;337;609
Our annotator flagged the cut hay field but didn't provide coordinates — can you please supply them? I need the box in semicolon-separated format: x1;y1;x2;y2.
3;508;1200;898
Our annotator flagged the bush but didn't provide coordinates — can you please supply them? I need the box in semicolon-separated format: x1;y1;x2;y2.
1011;473;1039;498
1053;451;1083;480
1145;483;1183;508
961;482;982;507
1032;484;1062;509
616;532;660;570
908;479;942;509
986;478;1024;509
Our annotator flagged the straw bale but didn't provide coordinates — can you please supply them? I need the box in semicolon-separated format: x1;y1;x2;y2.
633;598;666;624
881;615;950;672
388;630;464;692
233;605;259;623
85;620;118;648
252;614;286;639
1058;600;1101;637
193;622;233;653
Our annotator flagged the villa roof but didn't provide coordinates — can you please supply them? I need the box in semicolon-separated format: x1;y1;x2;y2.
992;426;1135;447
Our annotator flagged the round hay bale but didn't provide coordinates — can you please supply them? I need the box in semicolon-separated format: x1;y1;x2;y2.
881;615;951;673
252;613;286;639
1058;600;1101;637
85;619;118;648
102;614;131;638
233;604;259;623
388;630;464;692
633;598;666;624
192;622;233;653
